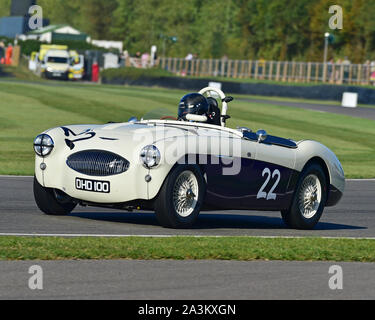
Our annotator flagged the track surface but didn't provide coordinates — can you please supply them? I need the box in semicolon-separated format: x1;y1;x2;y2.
1;176;374;300
0;260;374;299
0;176;374;238
239;97;375;121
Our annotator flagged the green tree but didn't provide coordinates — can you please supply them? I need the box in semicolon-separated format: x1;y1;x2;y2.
0;0;11;17
82;0;118;39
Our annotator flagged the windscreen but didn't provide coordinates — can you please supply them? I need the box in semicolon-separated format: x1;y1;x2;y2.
141;108;177;121
47;57;68;63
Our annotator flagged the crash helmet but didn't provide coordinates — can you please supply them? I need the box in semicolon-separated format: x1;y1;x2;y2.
178;93;209;120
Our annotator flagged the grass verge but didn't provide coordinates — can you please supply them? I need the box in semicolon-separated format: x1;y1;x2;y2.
0;81;374;177
0;236;375;262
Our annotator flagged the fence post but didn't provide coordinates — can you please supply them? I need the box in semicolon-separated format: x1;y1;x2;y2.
358;64;362;84
160;57;165;70
290;61;295;82
240;60;246;78
196;59;201;76
208;59;213;77
254;60;259;80
275;61;280;81
282;61;288;82
307;62;311;83
172;58;177;74
322;63;327;83
233;60;238;78
329;63;334;83
298;62;303;82
247;60;252;78
167;58;172;72
214;59;219;77
268;61;273;80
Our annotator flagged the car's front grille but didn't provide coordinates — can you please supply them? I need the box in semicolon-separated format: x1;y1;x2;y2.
66;150;129;176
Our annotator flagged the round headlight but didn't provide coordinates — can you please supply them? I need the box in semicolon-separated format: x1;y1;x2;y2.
33;134;54;157
140;145;161;168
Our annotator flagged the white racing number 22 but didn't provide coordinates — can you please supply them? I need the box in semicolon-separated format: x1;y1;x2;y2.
256;168;281;200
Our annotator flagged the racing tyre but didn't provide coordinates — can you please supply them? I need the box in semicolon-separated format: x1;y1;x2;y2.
154;165;205;228
281;164;327;230
33;176;76;215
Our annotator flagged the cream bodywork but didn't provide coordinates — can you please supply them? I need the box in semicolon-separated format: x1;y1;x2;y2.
295;140;345;193
35;120;345;205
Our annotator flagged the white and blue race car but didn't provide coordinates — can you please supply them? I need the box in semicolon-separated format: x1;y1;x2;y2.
33;87;345;229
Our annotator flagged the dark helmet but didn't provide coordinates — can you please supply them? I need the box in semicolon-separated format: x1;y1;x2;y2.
178;93;209;120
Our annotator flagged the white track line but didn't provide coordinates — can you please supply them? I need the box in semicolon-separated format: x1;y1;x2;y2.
0;233;374;240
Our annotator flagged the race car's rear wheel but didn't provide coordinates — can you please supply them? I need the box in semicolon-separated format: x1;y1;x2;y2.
281;164;327;230
33;176;76;215
154;165;205;228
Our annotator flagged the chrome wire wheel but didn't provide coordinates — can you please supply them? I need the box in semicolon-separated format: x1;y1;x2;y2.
172;170;199;217
298;174;322;219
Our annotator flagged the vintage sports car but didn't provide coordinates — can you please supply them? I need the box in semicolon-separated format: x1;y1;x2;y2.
33;87;345;229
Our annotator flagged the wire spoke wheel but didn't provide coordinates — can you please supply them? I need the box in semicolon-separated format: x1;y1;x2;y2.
172;170;199;217
298;174;322;219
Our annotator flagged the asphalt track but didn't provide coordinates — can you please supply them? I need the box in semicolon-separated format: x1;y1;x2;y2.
1;177;374;300
0;176;374;238
239;97;375;121
1;260;374;299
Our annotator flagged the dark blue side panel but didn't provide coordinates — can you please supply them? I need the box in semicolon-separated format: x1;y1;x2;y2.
202;156;299;211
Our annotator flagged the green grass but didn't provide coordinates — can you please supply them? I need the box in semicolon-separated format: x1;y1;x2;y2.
0;80;374;177
0;236;374;262
239;93;375;109
0;59;42;82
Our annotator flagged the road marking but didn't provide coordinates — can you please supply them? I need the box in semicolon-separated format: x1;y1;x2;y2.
0;233;374;240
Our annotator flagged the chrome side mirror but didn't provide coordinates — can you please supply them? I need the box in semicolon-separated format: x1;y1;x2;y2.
237;126;252;133
256;129;267;143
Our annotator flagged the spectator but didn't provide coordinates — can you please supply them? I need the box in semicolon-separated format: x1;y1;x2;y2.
258;57;266;79
370;61;375;85
0;42;5;64
141;52;150;68
5;44;13;65
185;53;193;61
91;60;99;82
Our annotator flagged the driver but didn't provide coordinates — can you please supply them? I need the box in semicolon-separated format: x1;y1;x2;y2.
178;93;220;125
178;93;209;121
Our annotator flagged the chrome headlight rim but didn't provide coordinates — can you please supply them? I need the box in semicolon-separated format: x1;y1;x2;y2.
33;134;54;157
140;145;161;169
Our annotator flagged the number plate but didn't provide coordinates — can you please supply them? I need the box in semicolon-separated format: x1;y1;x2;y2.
75;178;110;193
52;72;61;77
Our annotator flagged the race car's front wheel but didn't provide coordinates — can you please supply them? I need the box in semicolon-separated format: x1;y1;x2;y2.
33;176;76;215
281;163;327;230
154;165;205;228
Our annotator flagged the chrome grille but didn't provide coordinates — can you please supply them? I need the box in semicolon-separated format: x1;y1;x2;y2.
66;150;129;176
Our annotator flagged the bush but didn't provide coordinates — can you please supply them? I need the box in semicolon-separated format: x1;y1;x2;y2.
18;39;42;56
17;39;111;56
101;67;173;81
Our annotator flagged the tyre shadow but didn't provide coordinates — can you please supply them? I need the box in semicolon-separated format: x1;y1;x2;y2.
69;210;365;231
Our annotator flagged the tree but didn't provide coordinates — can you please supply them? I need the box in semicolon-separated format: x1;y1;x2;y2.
0;0;11;17
82;0;118;39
